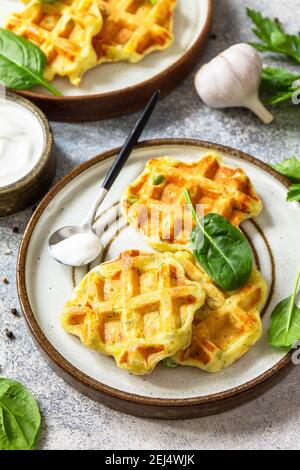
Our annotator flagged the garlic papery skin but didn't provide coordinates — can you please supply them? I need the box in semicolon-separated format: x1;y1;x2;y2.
195;43;274;124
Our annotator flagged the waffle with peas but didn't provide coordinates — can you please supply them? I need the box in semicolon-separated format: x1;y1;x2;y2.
172;252;267;373
6;0;177;86
61;250;267;375
5;0;103;85
93;0;177;65
121;152;263;252
61;250;205;375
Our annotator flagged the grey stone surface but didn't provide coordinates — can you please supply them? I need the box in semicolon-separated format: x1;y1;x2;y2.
0;0;300;450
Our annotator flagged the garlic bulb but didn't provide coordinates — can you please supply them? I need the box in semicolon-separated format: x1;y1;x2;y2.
195;43;274;124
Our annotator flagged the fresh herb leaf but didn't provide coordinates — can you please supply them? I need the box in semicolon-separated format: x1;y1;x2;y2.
261;67;300;105
0;28;61;96
271;157;300;203
0;378;41;450
184;189;253;291
162;358;178;369
287;184;300;202
272;156;300;183
266;90;295;105
247;8;300;64
262;67;300;90
268;269;300;348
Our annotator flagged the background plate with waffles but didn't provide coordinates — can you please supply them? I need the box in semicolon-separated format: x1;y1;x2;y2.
17;139;300;419
0;0;213;121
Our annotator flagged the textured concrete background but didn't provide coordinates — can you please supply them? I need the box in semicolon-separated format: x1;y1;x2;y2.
0;0;299;450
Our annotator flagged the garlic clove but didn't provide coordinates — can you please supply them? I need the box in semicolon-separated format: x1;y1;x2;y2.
195;58;243;109
244;94;274;124
194;43;274;124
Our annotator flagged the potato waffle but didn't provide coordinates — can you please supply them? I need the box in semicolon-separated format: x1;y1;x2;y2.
121;152;263;252
61;250;205;375
173;252;267;372
93;0;177;64
5;0;103;85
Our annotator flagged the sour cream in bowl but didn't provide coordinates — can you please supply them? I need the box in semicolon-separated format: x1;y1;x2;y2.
0;92;55;217
0;99;45;186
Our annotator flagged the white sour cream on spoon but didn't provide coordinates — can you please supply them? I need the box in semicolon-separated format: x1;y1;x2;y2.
51;232;102;266
0;99;44;187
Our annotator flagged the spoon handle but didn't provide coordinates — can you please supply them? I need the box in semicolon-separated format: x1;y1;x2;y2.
83;90;160;227
102;89;160;191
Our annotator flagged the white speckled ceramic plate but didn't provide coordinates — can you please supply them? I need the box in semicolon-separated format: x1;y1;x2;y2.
18;140;299;418
1;0;212;121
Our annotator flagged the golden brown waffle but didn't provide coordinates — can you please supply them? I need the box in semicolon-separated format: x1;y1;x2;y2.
173;252;267;372
93;0;176;64
61;250;205;375
121;152;263;252
5;0;103;85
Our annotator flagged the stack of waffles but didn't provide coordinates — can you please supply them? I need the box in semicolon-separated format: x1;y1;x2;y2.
61;152;268;375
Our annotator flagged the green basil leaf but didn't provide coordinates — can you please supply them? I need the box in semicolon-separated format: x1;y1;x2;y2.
184;189;253;291
0;28;61;96
268;269;300;348
0;378;41;450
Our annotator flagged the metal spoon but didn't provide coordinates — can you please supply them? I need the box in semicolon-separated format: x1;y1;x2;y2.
48;90;160;267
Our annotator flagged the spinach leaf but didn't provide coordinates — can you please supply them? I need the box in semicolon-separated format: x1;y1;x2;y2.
184;189;253;291
0;28;61;96
287;184;300;203
272;156;300;184
271;157;300;203
268;269;300;348
0;378;41;450
247;8;300;64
